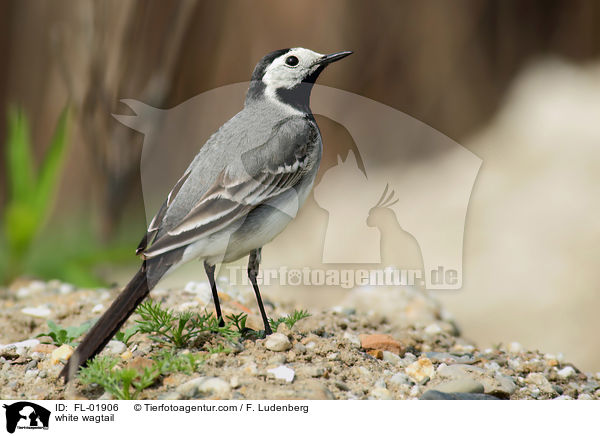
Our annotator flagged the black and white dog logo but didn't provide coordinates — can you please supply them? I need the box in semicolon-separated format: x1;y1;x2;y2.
3;402;50;433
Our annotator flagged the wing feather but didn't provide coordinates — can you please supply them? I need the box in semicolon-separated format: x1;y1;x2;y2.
141;117;317;259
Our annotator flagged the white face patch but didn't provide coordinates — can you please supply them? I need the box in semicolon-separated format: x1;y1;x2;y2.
262;48;324;99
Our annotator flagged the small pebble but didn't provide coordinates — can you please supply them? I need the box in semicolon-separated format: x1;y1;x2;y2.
420;390;499;400
405;357;435;383
267;365;295;383
294;343;307;354
32;344;57;354
359;334;402;355
389;372;410;386
177;377;230;398
494;374;517;396
525;373;555;394
342;332;361;348
276;323;292;336
265;333;292;352
425;351;477;365
400;353;417;366
305;367;324;377
268;355;286;366
21;306;52;318
25;360;38;371
424;324;443;335
452;344;475;353
243;362;258;375
24;369;39;379
369;387;393;400
557;366;576;379
50;344;73;365
2;339;40;356
484;361;501;371
106;340;127;355
353;366;371;378
433;377;485;394
0;346;19;360
374;378;386;389
382;350;402;365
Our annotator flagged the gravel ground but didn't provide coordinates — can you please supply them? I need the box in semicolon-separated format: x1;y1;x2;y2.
1;278;599;400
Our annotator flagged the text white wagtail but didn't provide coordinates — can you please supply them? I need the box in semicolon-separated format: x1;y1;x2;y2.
60;47;352;382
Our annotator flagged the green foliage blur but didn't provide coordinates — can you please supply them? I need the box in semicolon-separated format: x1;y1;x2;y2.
0;107;138;287
1;107;70;284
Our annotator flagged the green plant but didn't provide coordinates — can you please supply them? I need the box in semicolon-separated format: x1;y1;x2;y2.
36;320;93;346
79;351;203;400
1;107;69;283
225;312;248;332
134;299;240;348
153;350;203;374
79;356;158;400
114;326;140;346
269;309;311;332
206;343;232;355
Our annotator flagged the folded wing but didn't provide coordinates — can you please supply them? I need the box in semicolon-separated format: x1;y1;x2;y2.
140;116;318;258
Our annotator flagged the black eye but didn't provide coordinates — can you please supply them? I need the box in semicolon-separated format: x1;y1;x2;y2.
285;55;299;66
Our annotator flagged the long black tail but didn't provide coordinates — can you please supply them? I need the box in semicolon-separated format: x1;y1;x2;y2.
59;265;150;382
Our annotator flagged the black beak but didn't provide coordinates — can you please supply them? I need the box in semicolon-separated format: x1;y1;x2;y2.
316;51;353;66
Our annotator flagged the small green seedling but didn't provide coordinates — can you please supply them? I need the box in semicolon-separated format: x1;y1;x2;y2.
134;299;240;348
114;326;140;346
154;350;203;374
225;313;248;332
269;309;311;332
206;343;232;355
79;351;202;400
36;320;93;346
79;356;157;400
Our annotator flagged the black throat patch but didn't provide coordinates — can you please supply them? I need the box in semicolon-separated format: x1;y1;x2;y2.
275;64;325;113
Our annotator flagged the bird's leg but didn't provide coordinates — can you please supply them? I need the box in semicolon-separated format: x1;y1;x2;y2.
204;261;225;327
248;248;273;335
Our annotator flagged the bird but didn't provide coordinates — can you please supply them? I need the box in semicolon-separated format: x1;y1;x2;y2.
59;47;352;382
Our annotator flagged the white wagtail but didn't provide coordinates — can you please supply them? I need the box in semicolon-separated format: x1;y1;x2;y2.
60;48;352;381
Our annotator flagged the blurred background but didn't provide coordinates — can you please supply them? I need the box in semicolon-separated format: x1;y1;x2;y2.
0;0;599;370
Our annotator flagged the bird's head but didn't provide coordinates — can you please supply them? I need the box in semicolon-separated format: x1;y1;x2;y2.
246;47;352;112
